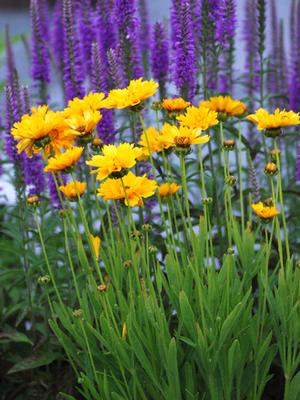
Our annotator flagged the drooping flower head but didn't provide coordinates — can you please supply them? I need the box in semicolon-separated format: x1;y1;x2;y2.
158;182;181;198
247;108;300;137
59;180;87;199
200;96;247;120
101;78;158;110
177;106;219;130
86;143;142;180
252;201;280;221
44;146;84;172
98;171;157;207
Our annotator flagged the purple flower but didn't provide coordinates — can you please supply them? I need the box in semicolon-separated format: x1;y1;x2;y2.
171;1;197;99
5;26;16;90
138;0;150;75
114;0;143;83
62;0;85;101
289;0;300;110
107;47;124;89
48;173;66;209
215;0;236;49
52;0;64;69
30;0;50;84
296;143;300;182
151;22;169;85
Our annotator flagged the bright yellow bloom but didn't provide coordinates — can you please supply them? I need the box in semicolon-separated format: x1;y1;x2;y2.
160;124;210;147
158;182;181;198
68;92;105;111
247;108;300;130
251;202;280;220
90;234;101;260
138;125;176;158
44;147;84;173
98;171;157;207
59;181;87;199
177;106;219;130
11;106;74;157
101;78;158;109
162;98;190;112
200;96;247;117
86;143;143;180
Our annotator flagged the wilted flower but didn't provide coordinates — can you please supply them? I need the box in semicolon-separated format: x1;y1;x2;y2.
86;143;142;180
177;106;219;130
90;234;101;260
158;182;181;198
44;146;84;172
101;78;158;109
200;96;247;119
59;181;87;199
252;201;280;221
97;171;157;207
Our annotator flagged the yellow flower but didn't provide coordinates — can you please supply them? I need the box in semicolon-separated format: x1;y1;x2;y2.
68;92;105;111
11;106;74;157
90;234;101;260
158;182;181;198
86;143;143;180
247;108;300;135
138;125;176;158
101;78;158;109
97;171;157;207
177;106;219;130
200;96;247;118
251;202;280;220
162;98;190;112
44;146;84;173
59;181;87;199
160;124;210;147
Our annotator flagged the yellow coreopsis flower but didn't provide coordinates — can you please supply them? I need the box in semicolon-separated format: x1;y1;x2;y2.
101;78;158;109
68;92;105;111
90;234;101;260
158;182;181;198
138;125;176;158
247;108;300;137
160;124;210;148
59;181;87;200
251;202;280;221
86;143;143;180
11;106;74;157
44;147;84;173
177;106;219;130
200;96;247;119
97;171;157;207
162;98;190;112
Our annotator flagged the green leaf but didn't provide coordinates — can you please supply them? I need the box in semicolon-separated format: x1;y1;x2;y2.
8;351;62;374
0;331;33;345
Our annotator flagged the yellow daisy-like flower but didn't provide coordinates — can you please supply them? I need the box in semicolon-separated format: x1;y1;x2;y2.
101;78;158;109
11;106;74;157
90;234;101;260
200;96;247;119
138;125;176;159
158;182;181;198
59;181;87;200
247;108;300;137
251;202;280;220
98;171;157;207
86;143;143;180
68;92;105;111
177;106;219;130
160;124;210;148
162;98;190;112
44;146;84;173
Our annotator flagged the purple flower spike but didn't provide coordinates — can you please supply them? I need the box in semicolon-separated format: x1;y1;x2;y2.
171;1;197;100
215;0;237;49
52;0;64;69
296;143;300;182
62;0;85;101
5;26;16;90
151;22;169;99
30;0;50;85
114;0;143;83
289;0;300;111
138;0;150;76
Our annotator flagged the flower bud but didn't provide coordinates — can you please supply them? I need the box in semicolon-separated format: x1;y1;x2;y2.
130;229;143;241
142;223;153;232
264;162;278;176
227;247;234;255
202;197;213;205
270;148;281;161
27;194;41;207
223;139;235;151
72;309;83;318
263;197;274;207
296;259;300;269
148;245;158;254
123;259;133;269
150;100;162;111
97;283;107;293
227;175;236;186
38;274;50;285
90;137;104;153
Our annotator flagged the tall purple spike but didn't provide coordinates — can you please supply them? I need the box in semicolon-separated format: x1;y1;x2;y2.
151;22;169;99
277;20;288;108
91;42;115;144
114;0;143;84
107;47;124;89
171;1;197;99
137;0;150;76
289;0;300;110
5;26;16;90
30;0;51;93
52;0;64;69
62;0;85;101
267;0;280;108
